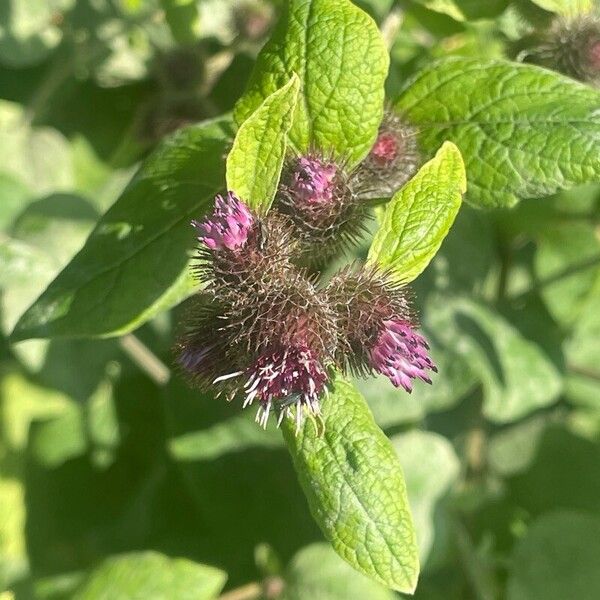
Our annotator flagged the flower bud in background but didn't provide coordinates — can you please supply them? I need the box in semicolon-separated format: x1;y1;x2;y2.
277;153;367;261
521;16;600;86
326;266;436;392
352;111;421;200
232;0;275;43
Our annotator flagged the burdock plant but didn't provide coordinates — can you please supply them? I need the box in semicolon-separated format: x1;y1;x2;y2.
12;0;599;595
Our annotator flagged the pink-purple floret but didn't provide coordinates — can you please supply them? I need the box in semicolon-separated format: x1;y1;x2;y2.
192;192;253;251
291;157;337;204
368;319;437;392
245;345;326;406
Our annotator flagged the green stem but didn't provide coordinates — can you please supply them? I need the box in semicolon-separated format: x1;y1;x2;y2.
568;363;600;382
119;334;170;385
218;583;262;600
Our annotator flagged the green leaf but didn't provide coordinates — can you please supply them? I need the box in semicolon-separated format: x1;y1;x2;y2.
0;0;63;67
507;511;600;600
72;551;227;600
0;101;74;195
0;368;72;452
368;141;465;283
488;415;548;476
535;221;600;327
508;425;600;515
425;295;562;423
30;378;120;469
410;0;467;21
1;195;99;367
11;117;233;341
528;0;593;16
234;0;389;166
162;378;320;577
282;374;419;593
462;300;562;423
169;411;283;463
452;0;510;20
395;59;600;208
0;173;34;230
567;292;600;374
282;543;395;600
391;431;459;563
227;75;299;212
160;0;201;45
0;474;28;588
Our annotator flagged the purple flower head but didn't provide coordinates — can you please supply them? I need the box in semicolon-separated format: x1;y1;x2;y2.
192;192;254;251
368;319;437;392
241;344;328;429
290;156;338;205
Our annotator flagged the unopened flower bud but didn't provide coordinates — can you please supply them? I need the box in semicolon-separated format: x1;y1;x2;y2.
277;153;366;261
352;111;421;200
326;266;436;391
523;16;600;85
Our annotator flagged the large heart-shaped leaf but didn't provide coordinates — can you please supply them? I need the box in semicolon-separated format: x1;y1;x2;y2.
12;117;233;341
395;59;600;208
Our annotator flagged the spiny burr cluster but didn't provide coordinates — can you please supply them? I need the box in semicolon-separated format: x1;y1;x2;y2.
177;112;435;430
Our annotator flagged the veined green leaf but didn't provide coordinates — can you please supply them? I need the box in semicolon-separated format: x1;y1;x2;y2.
368;141;465;283
395;59;600;208
427;294;563;423
507;512;600;600
391;431;460;563
227;75;299;212
234;0;389;166
11;117;233;341
282;374;419;593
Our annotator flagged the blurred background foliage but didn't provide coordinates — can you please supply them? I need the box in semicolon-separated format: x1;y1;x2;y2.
1;0;600;598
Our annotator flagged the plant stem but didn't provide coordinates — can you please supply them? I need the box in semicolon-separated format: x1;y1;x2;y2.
218;582;262;600
119;334;171;385
380;7;404;50
568;363;600;382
